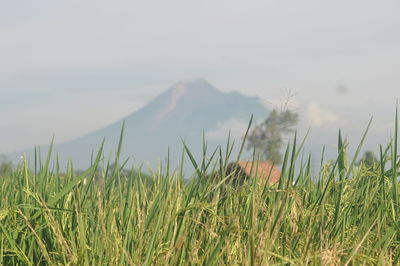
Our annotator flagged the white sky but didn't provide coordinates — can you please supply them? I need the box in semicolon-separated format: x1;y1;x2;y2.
1;0;399;155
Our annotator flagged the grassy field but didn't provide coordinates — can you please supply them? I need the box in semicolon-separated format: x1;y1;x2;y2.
1;118;400;265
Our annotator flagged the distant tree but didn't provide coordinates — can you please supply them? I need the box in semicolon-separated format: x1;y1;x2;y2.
246;109;299;165
0;154;12;175
356;150;377;170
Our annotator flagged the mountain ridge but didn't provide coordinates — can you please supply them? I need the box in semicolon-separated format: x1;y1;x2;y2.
12;79;269;172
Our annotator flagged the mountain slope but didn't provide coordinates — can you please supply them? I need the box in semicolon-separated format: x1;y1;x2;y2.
14;79;269;171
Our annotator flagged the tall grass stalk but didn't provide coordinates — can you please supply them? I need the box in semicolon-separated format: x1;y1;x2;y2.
1;117;400;265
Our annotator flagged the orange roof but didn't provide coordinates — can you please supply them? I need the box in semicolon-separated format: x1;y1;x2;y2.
233;161;281;184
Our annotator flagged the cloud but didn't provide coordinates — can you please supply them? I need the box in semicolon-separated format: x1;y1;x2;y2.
206;118;249;141
307;102;339;127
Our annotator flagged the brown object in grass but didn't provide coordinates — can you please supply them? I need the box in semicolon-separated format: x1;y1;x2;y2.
226;161;281;185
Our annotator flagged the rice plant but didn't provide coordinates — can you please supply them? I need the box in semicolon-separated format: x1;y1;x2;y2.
1;114;400;265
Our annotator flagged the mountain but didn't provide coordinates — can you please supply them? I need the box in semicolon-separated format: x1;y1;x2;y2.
13;79;269;172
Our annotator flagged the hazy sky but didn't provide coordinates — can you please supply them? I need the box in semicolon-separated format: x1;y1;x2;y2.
1;0;399;154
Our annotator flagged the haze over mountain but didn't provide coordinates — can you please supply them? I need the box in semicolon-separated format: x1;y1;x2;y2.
13;79;269;171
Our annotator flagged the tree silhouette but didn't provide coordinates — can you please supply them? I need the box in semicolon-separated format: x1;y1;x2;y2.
0;154;12;175
246;109;299;165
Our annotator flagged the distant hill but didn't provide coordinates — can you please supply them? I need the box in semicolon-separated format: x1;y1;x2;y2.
12;78;269;172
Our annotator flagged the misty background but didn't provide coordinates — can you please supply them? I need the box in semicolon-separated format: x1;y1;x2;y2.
1;0;399;165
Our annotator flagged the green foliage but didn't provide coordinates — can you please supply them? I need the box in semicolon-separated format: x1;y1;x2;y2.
1;114;400;265
247;109;299;164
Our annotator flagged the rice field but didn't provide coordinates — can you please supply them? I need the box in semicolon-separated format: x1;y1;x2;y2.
1;116;400;265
